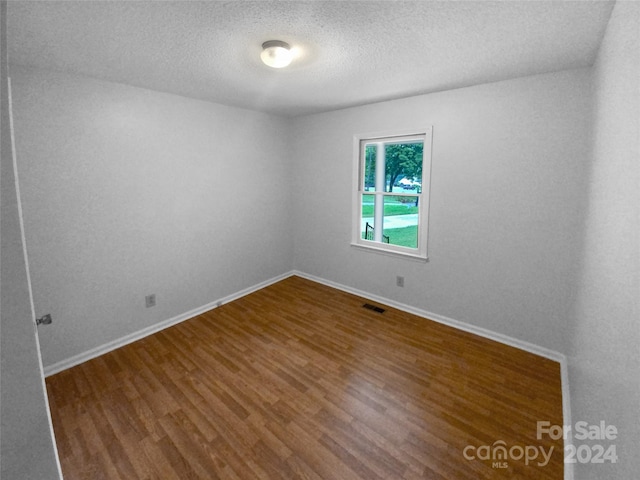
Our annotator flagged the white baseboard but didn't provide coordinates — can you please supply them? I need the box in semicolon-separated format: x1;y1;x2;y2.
43;269;573;479
293;270;565;362
43;271;294;377
561;360;574;480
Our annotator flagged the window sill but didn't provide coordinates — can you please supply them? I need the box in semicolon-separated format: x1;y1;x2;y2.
350;242;429;263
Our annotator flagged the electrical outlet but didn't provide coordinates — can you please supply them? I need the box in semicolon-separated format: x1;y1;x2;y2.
396;276;404;287
145;294;156;308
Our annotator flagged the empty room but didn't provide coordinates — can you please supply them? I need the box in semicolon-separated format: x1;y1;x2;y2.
1;1;638;479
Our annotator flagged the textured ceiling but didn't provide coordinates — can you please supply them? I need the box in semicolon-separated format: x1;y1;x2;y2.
8;1;614;117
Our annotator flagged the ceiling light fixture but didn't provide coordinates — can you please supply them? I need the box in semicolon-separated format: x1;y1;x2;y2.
260;40;293;69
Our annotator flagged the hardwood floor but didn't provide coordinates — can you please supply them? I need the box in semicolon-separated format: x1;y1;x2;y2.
46;275;564;479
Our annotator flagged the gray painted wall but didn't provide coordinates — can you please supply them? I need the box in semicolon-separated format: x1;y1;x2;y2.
290;69;591;354
569;1;640;478
9;66;294;367
0;2;61;477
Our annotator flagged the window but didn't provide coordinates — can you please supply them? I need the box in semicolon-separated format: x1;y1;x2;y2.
352;128;432;260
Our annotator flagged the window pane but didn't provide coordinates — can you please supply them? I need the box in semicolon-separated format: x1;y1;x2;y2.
382;195;419;249
363;144;377;191
385;141;423;193
361;194;375;240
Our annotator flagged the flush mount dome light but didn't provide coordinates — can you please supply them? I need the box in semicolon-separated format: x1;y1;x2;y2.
260;40;293;68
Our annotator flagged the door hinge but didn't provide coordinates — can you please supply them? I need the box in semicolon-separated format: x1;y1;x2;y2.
36;314;52;326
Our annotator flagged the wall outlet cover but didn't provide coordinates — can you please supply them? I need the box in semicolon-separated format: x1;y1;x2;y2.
145;294;156;308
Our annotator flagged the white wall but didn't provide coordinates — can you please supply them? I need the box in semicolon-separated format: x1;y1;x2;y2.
9;66;294;367
291;69;591;354
0;2;61;476
569;1;640;478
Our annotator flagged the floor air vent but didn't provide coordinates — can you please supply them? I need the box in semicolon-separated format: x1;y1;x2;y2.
363;303;385;313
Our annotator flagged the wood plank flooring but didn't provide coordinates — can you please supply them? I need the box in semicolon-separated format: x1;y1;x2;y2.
46;275;564;479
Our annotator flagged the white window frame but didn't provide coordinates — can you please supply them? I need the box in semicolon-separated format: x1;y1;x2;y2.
351;127;433;261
